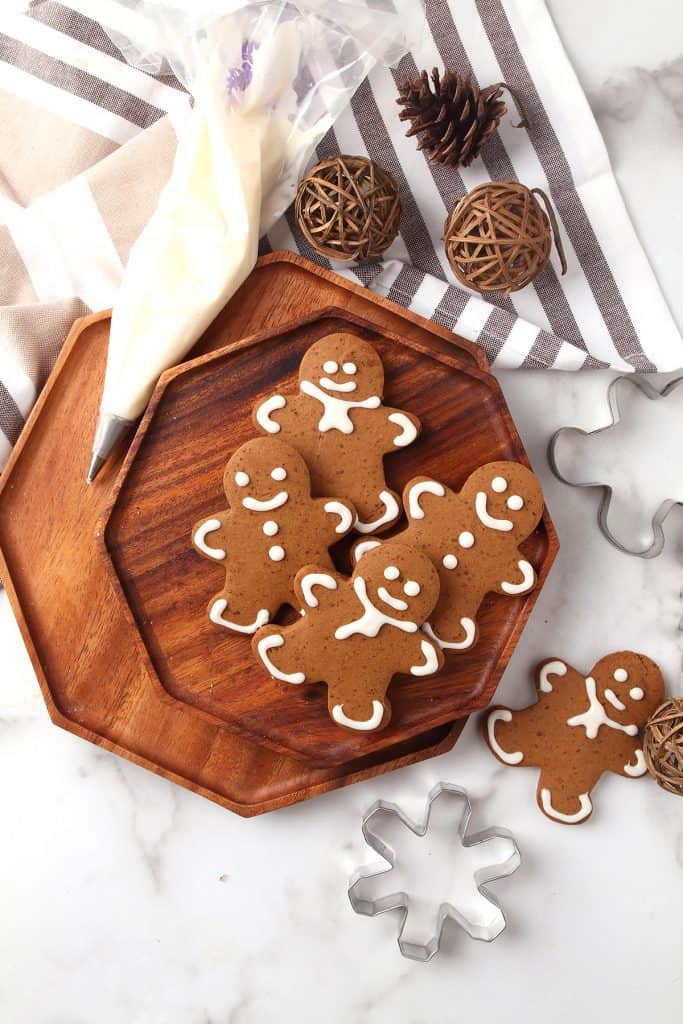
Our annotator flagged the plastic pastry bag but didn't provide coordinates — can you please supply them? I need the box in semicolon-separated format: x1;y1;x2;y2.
96;0;421;422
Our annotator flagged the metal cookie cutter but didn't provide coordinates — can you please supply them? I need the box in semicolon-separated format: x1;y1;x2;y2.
548;374;683;558
348;782;521;962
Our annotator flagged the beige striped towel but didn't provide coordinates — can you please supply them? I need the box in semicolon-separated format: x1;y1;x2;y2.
1;0;681;472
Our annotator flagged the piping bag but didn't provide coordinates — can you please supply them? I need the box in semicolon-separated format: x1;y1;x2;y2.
88;0;420;482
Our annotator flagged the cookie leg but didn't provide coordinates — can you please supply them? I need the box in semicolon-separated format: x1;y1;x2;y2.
208;590;270;635
253;624;309;685
326;672;391;732
354;489;400;535
536;770;593;825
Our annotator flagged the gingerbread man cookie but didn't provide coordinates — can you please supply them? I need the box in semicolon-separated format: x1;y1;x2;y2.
485;652;665;824
192;437;355;635
252;542;444;732
389;461;544;651
253;333;420;534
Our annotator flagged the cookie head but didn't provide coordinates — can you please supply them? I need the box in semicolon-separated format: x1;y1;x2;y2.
354;541;440;626
591;652;665;730
299;333;384;402
465;461;544;540
224;438;309;511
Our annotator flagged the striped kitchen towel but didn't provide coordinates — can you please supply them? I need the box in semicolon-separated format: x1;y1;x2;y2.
1;0;681;472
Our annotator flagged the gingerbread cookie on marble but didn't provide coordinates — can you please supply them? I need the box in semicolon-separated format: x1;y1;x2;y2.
485;652;665;824
192;437;355;635
253;333;420;534
252;542;444;732
389;461;544;651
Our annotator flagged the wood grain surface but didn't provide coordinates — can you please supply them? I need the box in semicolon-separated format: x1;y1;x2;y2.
0;253;557;813
104;304;556;765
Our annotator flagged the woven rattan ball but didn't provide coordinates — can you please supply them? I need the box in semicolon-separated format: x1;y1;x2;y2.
443;180;566;296
295;155;401;262
643;698;683;797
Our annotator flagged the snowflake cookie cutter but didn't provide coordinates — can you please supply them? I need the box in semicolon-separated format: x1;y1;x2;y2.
548;374;683;559
348;782;521;962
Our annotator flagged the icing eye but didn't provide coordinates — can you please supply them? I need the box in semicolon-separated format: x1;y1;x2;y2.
629;687;644;701
458;531;475;549
506;495;524;511
323;360;338;374
384;566;400;581
491;476;508;493
342;361;357;374
442;554;458;570
234;471;250;487
271;467;287;481
403;580;420;597
613;668;629;682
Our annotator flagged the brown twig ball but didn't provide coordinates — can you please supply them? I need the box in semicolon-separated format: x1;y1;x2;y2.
443;180;567;296
643;698;683;797
295;155;401;262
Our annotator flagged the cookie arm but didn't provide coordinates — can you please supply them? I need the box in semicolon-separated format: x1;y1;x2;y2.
293;566;343;610
317;498;356;542
253;393;288;435
494;551;537;596
379;406;421;453
192;512;228;561
399;631;445;678
612;737;648;778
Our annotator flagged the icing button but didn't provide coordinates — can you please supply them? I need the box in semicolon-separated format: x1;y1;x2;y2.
442;554;458;570
458;531;475;549
263;520;279;536
268;545;285;562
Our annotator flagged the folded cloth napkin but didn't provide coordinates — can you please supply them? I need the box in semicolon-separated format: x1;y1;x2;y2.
1;0;681;472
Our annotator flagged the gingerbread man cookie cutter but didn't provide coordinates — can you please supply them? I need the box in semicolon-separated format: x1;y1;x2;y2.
348;783;520;962
548;375;683;558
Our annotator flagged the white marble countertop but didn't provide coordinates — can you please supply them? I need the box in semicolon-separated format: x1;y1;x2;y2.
2;2;682;1021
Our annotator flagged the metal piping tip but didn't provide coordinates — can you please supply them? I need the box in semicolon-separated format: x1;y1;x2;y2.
87;453;105;485
85;412;133;485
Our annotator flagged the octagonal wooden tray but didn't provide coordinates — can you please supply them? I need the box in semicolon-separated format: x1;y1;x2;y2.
0;252;521;816
103;304;557;766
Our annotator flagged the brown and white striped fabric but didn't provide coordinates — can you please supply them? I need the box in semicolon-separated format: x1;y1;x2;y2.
1;0;681;471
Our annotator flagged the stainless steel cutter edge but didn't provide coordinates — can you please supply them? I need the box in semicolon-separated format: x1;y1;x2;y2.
548;374;683;559
348;781;521;962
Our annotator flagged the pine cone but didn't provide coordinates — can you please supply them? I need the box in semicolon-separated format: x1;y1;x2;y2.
396;69;526;168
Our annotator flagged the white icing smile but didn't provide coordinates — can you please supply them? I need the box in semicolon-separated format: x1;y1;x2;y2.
377;586;408;612
319;376;357;393
335;576;418;640
475;491;513;531
604;688;626;711
242;491;288;512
